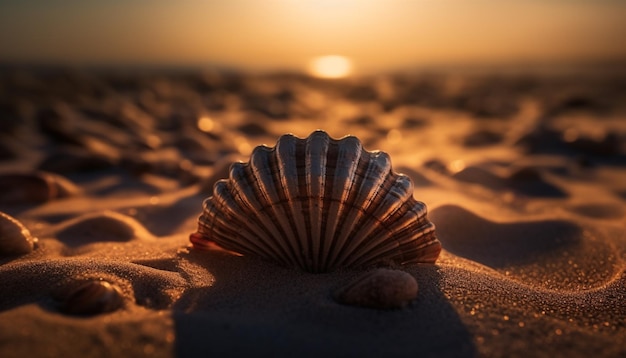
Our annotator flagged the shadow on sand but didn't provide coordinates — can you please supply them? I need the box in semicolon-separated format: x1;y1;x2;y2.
172;249;476;357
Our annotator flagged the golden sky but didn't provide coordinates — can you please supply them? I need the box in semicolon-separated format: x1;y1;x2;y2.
0;0;624;73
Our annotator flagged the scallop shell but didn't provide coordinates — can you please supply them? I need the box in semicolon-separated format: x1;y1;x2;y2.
190;130;441;272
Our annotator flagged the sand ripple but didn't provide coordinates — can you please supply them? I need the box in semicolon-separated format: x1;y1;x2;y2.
431;205;622;290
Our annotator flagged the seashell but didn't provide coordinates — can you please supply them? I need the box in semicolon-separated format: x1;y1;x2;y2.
190;130;441;272
334;268;418;309
0;171;79;204
60;280;124;316
0;211;37;256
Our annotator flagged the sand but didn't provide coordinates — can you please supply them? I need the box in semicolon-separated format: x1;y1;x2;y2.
0;67;625;357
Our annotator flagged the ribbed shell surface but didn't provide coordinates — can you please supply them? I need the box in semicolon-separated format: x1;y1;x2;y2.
191;130;441;272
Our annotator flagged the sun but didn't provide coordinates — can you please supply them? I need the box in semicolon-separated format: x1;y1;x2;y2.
307;55;353;79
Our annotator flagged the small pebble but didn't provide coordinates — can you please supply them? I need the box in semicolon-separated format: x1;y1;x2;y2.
60;280;124;316
0;172;79;204
334;268;418;309
0;211;36;256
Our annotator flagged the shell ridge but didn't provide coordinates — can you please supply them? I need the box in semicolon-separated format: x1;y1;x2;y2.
357;231;439;267
326;152;391;268
361;228;440;267
318;139;340;271
347;153;395;232
231;161;299;266
276;135;309;270
305;131;330;271
197;180;290;264
349;205;432;264
197;187;227;245
388;200;430;236
317;135;363;271
331;154;397;267
213;181;293;263
192;201;220;249
340;175;419;260
208;223;274;261
295;138;314;269
340;178;415;264
323;140;369;271
347;208;438;267
250;146;305;268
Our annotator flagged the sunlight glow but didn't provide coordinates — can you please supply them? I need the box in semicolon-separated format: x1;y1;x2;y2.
308;55;353;79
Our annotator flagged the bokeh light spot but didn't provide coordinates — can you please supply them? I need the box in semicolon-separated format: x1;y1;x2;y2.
448;159;466;173
197;116;215;133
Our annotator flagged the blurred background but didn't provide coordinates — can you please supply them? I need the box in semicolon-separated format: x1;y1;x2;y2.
0;0;625;235
1;0;625;76
1;0;625;184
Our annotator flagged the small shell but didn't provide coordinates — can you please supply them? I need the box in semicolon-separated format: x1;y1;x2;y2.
0;171;79;204
60;280;124;316
0;211;36;256
334;268;418;309
190;130;441;272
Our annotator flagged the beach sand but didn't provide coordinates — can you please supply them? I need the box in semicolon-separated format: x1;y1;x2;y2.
0;68;625;357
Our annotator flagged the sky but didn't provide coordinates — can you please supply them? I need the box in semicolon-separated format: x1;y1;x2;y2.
0;0;624;74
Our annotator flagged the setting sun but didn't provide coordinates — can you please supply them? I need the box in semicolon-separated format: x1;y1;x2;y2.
308;55;353;79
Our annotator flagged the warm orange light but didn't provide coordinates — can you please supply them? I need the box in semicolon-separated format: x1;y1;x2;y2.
307;55;353;79
197;115;215;132
448;160;466;173
386;129;402;144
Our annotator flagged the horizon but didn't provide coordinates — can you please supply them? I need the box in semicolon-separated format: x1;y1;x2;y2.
1;1;625;76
